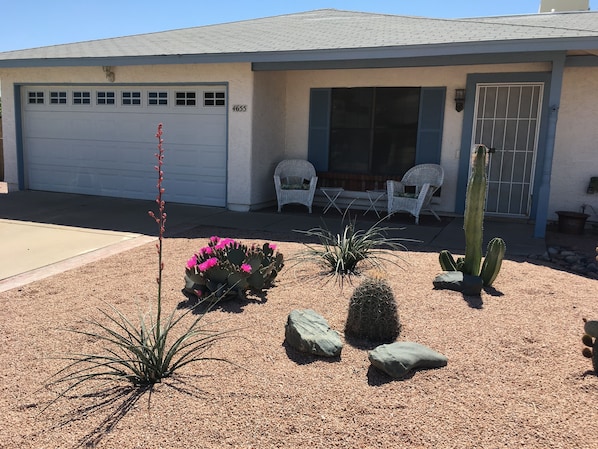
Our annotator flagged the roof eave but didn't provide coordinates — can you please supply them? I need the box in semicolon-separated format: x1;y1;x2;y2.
0;36;597;69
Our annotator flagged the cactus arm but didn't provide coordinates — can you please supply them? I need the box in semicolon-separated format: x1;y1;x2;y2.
462;145;488;276
480;237;506;287
439;250;458;271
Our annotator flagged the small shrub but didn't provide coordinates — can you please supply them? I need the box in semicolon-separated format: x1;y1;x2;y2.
345;275;401;343
295;213;413;285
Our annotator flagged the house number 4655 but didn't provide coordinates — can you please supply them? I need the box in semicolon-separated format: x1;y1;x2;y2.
232;104;247;112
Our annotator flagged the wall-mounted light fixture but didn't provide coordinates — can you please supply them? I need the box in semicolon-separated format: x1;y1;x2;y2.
454;88;465;112
102;66;115;83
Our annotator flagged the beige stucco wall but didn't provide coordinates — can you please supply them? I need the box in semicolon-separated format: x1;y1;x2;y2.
550;66;598;221
0;63;256;210
250;71;287;208
282;62;550;214
4;59;581;217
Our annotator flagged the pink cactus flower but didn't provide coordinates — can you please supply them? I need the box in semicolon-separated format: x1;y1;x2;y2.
269;244;277;251
186;255;198;269
215;237;235;250
198;257;218;272
240;264;252;273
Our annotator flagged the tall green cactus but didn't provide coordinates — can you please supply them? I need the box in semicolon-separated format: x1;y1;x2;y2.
462;144;487;276
438;144;506;288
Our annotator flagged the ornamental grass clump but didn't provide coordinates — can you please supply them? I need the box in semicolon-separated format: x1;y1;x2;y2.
295;212;414;285
46;124;232;401
184;237;284;300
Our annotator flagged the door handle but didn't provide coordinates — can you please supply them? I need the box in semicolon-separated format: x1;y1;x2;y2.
487;147;496;154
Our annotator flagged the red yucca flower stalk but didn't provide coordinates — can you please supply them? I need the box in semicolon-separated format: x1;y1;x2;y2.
45;123;233;399
148;123;166;329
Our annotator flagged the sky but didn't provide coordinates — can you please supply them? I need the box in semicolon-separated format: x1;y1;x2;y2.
0;0;594;53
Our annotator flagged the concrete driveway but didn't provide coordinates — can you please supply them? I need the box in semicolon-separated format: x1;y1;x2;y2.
0;219;142;280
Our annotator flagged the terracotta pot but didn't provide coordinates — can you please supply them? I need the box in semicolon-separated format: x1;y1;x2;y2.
556;211;590;235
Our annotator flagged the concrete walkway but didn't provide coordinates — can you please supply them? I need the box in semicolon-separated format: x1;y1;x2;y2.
0;190;547;292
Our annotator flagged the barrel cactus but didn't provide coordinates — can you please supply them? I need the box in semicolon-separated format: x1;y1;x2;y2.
345;276;401;343
438;144;506;287
582;319;598;373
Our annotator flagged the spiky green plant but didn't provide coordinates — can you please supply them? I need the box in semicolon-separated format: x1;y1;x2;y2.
345;275;401;343
438;144;506;287
46;124;232;403
295;211;416;285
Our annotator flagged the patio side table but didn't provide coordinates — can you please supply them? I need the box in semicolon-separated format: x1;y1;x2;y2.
320;187;344;214
364;189;387;218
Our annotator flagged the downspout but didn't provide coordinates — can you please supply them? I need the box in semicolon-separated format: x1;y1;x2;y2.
533;52;566;238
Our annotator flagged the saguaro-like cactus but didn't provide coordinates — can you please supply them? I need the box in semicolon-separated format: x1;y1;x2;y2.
438;144;506;287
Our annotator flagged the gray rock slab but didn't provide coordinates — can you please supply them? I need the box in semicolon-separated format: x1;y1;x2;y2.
433;271;483;295
368;341;448;378
285;309;343;357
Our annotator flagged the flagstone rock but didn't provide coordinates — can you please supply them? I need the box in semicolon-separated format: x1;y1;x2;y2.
368;341;448;378
285;309;342;357
433;271;483;295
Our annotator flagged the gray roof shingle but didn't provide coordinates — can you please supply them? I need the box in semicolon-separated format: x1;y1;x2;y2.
1;9;597;66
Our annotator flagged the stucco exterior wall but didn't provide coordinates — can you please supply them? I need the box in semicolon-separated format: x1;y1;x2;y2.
283;62;550;214
251;71;287;208
550;66;598;221
3;59;583;218
0;63;255;210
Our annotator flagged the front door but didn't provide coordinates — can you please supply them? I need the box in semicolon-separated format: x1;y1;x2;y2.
472;83;544;217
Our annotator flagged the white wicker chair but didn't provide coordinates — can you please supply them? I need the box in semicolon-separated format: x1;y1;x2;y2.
386;164;444;224
273;159;318;213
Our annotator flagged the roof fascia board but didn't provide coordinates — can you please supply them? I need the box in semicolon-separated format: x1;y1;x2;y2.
565;54;598;66
0;53;255;68
252;51;562;71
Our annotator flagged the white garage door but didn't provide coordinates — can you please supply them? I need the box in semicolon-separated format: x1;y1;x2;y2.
21;85;227;206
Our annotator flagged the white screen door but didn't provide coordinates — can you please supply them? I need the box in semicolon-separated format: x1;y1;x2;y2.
472;83;544;217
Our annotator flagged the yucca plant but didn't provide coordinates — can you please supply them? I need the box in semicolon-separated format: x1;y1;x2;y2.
46;124;232;403
295;210;415;285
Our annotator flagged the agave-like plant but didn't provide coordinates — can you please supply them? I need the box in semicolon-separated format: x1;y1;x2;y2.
46;124;232;403
294;209;417;285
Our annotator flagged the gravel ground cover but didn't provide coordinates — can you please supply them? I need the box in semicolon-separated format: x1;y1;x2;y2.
1;226;597;449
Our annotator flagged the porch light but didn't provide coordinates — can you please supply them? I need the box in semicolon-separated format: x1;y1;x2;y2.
454;88;465;112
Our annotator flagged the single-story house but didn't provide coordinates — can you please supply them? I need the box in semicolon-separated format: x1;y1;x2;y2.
1;6;598;238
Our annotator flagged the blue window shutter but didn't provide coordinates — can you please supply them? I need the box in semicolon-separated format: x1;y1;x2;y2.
307;88;331;171
416;87;446;165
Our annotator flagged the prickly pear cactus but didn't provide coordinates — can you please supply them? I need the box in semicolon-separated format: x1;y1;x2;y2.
345;276;401;343
437;145;506;288
582;319;598;373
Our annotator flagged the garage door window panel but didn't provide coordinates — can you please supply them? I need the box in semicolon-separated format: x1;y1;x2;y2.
149;91;168;106
50;92;67;104
176;92;196;106
204;91;226;107
122;92;141;106
28;91;44;104
73;92;91;105
97;91;115;105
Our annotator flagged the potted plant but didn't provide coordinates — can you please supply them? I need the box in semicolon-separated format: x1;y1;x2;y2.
555;207;590;235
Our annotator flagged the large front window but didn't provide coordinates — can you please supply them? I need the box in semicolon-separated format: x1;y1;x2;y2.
328;87;420;176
